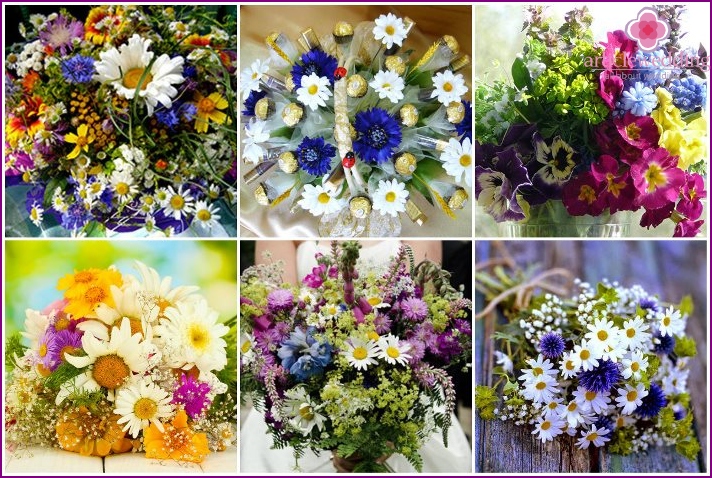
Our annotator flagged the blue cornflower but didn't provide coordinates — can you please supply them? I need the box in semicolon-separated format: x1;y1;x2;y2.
639;297;659;311
180;103;197;122
242;90;267;116
669;76;707;112
653;332;675;355
620;82;658;116
156;107;180;129
61;56;95;84
183;64;198;79
296;136;336;176
456;100;472;141
61;201;91;230
539;333;565;359
291;49;338;87
353;108;402;164
277;326;332;382
636;382;667;418
578;360;621;393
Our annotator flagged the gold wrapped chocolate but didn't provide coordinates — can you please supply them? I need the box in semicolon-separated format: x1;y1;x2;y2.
278;151;298;174
254;183;270;206
394;152;417;176
349;196;372;219
443;35;460;56
346;74;368;98
282;103;304;127
333;21;354;43
385;55;406;76
285;73;296;93
399;104;419;127
405;199;427;226
297;27;321;52
447;187;469;210
446;101;465;124
255;97;275;120
450;54;471;73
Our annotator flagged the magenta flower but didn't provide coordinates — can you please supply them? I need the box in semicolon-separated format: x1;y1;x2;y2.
302;264;326;288
598;71;624;109
267;289;294;312
562;172;606;216
674;219;703;238
400;297;429;322
640;203;674;229
600;30;637;71
676;172;706;221
625;8;670;52
630;148;685;210
614;113;659;151
590;155;637;213
172;374;212;419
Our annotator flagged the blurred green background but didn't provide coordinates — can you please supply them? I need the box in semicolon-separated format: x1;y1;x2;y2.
4;241;237;337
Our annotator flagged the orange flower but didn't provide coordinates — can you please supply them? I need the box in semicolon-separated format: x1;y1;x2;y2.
6;96;46;147
84;6;122;45
22;71;41;92
56;406;134;457
183;33;212;48
58;268;122;318
144;410;210;463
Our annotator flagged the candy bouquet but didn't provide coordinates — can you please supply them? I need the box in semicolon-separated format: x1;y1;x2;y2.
5;262;237;463
4;6;237;237
475;5;707;237
240;11;472;237
240;242;471;471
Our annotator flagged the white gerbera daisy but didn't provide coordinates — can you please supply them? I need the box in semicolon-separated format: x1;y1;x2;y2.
440;137;472;187
373;13;407;49
430;70;468;105
94;34;184;115
157;298;229;373
283;387;326;435
576;425;610;449
58;317;155;404
114;379;173;438
242;119;270;165
161;185;194;221
615;383;648;415
298;184;346;216
29;202;44;227
240;58;270;101
372;179;408;217
376;334;411;366
110;170;139;202
193;200;221;229
532;414;565;442
658;306;685;337
369;70;405;104
341;337;379;371
296;73;332;111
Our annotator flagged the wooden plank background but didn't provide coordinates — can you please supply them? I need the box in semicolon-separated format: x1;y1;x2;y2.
475;241;708;473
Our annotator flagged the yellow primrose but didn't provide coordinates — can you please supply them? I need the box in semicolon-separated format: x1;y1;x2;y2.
659;115;707;169
651;87;685;132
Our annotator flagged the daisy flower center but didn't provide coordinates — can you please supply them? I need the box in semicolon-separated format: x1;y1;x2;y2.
597;330;608;341
443;82;453;92
60;345;78;361
626;328;636;338
188;324;210;351
535;381;547;390
626;390;637;401
123;68;153;90
540;421;551;431
367;331;380;341
241;340;252;354
308;84;318;95
116;182;129;195
631;362;640;372
385;191;396;202
367;297;382;306
580;349;590;360
567;402;577;412
93;354;130;389
133;397;158;420
548;402;557;410
459;154;471;167
197;209;212;221
170;195;185;210
299;404;315;421
198;97;217;115
317;192;331;204
385;25;395;35
662;316;671;326
532;367;543;376
565;360;575;370
85;285;107;304
386;346;401;359
587;432;598;441
352;347;368;360
585;391;596;401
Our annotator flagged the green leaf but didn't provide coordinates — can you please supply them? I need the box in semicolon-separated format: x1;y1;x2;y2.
511;57;533;91
674;336;697;358
475;385;499;420
676;437;701;461
678;295;694;316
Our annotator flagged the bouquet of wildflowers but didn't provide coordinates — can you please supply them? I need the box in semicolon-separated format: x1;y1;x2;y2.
5;6;237;237
476;269;701;460
475;5;707;237
5;262;237;462
240;12;472;237
240;242;471;471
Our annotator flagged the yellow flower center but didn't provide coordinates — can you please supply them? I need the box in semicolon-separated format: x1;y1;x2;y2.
367;297;382;306
308;84;318;95
644;164;667;192
55;317;70;331
39;343;48;357
540;421;551;431
317;192;331;204
385;191;396;202
385;25;395;36
134;397;158;420
459;154;471;167
197;209;212;221
198;97;216;114
115;182;129;196
75;271;96;283
548;402;557;410
625;123;641;140
188;324;210;351
60;345;78;361
443;82;453;92
662;316;671;327
367;331;379;341
627;390;638;401
587;432;599;441
93;354;130;389
626;328;635;338
163;426;191;450
170;194;185;210
85;285;107;305
535;381;547;390
299;404;315;421
386;346;400;359
580;349;590;360
565;360;575;371
532;367;543;376
76;136;89;148
578;185;597;204
241;340;252;354
352;347;368;360
585;391;596;401
567;402;577;412
597;330;608;341
631;362;640;372
123;68;153;90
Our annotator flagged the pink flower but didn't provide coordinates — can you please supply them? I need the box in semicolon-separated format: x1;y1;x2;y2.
614;113;659;151
562;172;606;216
676;172;706;221
640;203;674;229
302;264;326;288
598;71;624;109
590;155;637;213
674;219;703;237
630;148;685;209
600;30;637;71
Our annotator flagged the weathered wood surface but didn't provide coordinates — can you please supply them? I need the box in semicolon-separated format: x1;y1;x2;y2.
475;241;707;473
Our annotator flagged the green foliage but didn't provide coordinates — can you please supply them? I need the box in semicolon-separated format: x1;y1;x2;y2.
678;295;694;315
658;407;701;460
43;361;86;390
674;336;697;358
608;426;635;456
5;333;27;372
475;385;499;420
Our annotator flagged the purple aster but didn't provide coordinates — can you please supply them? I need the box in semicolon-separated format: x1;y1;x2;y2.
296;136;336;176
400;297;429;322
413;322;437;349
539;333;565;359
5;149;35;177
453;319;472;336
373;313;392;334
636;382;667;418
406;339;426;363
577;360;621;393
172;374;212;419
242;90;267;116
61;56;95;84
267;289;294;313
433;330;463;361
353;108;402;164
291;48;338;87
36;329;60;371
39;14;84;56
50;329;83;369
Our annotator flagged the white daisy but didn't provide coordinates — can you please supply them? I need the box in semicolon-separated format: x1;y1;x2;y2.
133;261;199;317
376;334;411;366
521;374;559;404
85;280;159;341
540;396;566;419
94;34;184;115
662;367;689;395
241;332;255;365
613;413;636;429
161;185;194;221
58;317;155;404
298;184;346;216
560;400;590;428
372;13;407;49
658;306;685;337
157;298;229;373
519;354;558;383
110;170;139;202
494;350;513;374
532;414;565;442
559;351;580;379
193;200;221;229
619;316;651;351
114;379;173;438
430;70;468;105
615;383;648;415
21;309;50;349
242;119;270;165
51;189;69;213
620;350;648;380
570;339;602;372
296;73;332;111
240;58;270;101
341;337;379;371
369;70;405;104
572;386;611;414
29;202;44;227
576;425;610;449
584;317;622;362
364;292;391;310
440;137;472;187
372;179;408;217
283;387;326;435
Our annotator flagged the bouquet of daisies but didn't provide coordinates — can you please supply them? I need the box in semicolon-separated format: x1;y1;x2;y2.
5;262;237;462
5;6;237;237
476;269;701;460
240;242;471;471
240;12;472;237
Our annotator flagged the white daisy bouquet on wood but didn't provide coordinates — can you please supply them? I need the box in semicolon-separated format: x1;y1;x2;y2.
240;242;471;471
4;262;237;463
475;267;701;459
4;5;237;237
240;12;472;237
